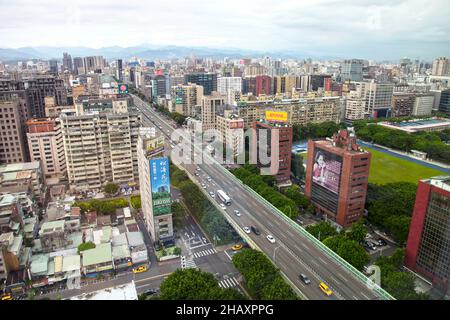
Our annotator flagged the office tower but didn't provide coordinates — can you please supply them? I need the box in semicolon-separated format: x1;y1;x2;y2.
73;57;84;75
60;103;141;192
341;59;364;82
273;75;298;94
305;129;371;228
83;56;105;73
431;57;449;76
358;81;394;118
26;118;66;182
412;94;435;116
137;128;173;246
438;89;450;116
49;59;58;74
201;92;225;133
324;78;332;92
0;99;28;164
151;74;168;99
217;77;242;96
310;75;332;92
255;75;272;96
184;73;217;95
405;176;450;296
251;116;293;185
391;93;415;117
62;53;73;73
171;83;204;116
116;59;123;82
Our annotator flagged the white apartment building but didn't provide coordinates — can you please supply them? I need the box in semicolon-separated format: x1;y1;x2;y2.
201;92;225;133
26;118;66;183
217;77;242;96
60;104;140;192
216;111;245;158
432;57;449;76
356;81;394;118
137;128;173;245
345;90;366;120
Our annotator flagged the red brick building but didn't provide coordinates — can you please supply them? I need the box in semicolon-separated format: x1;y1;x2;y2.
304;129;371;228
251;119;293;185
404;176;450;295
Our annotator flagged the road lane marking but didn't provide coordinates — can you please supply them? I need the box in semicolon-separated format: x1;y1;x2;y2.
360;292;370;300
318;257;328;265
135;272;172;284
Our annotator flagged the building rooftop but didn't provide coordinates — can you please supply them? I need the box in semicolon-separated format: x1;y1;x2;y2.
81;242;112;266
0;161;40;173
39;220;65;235
378;117;450;133
30;254;50;275
126;232;144;247
112;244;131;260
68;281;138;300
62;255;81;273
424;175;450;193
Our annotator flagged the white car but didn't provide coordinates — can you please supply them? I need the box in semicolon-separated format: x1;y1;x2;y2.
207;178;212;182
220;203;227;210
209;192;215;198
243;227;251;234
266;235;276;243
234;210;241;217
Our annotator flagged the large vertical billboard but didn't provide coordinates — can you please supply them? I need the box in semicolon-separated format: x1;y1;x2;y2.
312;149;342;194
150;157;171;216
310;148;342;214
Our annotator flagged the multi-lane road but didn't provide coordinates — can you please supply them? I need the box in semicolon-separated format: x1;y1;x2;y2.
133;94;391;300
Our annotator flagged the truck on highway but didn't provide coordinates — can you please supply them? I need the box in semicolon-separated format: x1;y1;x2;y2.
216;189;231;206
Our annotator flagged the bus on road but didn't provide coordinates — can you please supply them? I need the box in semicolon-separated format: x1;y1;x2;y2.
217;189;231;206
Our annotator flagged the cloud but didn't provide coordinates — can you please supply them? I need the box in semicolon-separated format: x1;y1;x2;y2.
0;0;448;59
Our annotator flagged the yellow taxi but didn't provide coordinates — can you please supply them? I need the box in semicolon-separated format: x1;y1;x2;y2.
133;265;148;274
1;294;13;300
231;244;243;251
319;282;333;296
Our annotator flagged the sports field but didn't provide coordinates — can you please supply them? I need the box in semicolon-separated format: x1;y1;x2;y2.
363;147;446;185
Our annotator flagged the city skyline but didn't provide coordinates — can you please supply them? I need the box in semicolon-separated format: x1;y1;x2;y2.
0;0;449;60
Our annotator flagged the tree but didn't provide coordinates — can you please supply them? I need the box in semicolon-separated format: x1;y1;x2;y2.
130;195;141;210
322;235;370;271
104;182;119;195
305;222;339;241
159;269;243;300
77;241;96;254
291;153;306;180
346;219;368;243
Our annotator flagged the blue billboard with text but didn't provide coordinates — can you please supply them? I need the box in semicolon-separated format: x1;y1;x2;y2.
150;157;171;216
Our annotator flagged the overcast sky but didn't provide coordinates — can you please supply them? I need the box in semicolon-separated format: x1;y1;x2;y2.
0;0;449;59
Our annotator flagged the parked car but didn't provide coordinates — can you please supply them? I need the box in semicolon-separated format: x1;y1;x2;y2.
376;238;387;246
143;289;157;296
232;244;243;251
133;265;148;274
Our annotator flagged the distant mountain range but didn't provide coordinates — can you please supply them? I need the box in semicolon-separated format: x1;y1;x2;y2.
0;45;342;62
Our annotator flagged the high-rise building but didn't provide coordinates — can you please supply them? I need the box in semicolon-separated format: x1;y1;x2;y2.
412;94;434;116
431;57;449;76
184;73;217;95
251;117;293;185
137;128;173;246
62;53;73;73
60;101;140;192
310;75;332;92
73;57;84;75
217;77;242;96
26;118;66;182
305;129;371;228
49;59;58;74
405;176;450;296
171;83;204;116
357;81;394;118
273;75;298;94
216;111;244;158
391;93;415;117
201;92;225;133
345;90;366;121
0;99;28;164
116;59;123;82
438;89;450;116
341;59;364;82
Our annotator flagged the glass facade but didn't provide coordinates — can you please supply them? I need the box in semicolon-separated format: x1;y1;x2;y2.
417;192;450;282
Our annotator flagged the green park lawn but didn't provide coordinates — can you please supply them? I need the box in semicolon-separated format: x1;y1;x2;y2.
363;147;446;185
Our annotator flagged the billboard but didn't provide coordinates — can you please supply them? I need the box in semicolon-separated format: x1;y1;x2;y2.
118;84;129;94
312;149;342;194
150;158;171;216
265;110;288;123
144;136;165;157
229;120;244;129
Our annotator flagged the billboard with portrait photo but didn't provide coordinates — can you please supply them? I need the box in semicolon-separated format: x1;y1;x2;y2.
312;149;342;194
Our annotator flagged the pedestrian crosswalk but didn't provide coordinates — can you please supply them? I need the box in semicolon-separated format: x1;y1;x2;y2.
180;256;197;270
193;248;217;258
218;277;239;289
